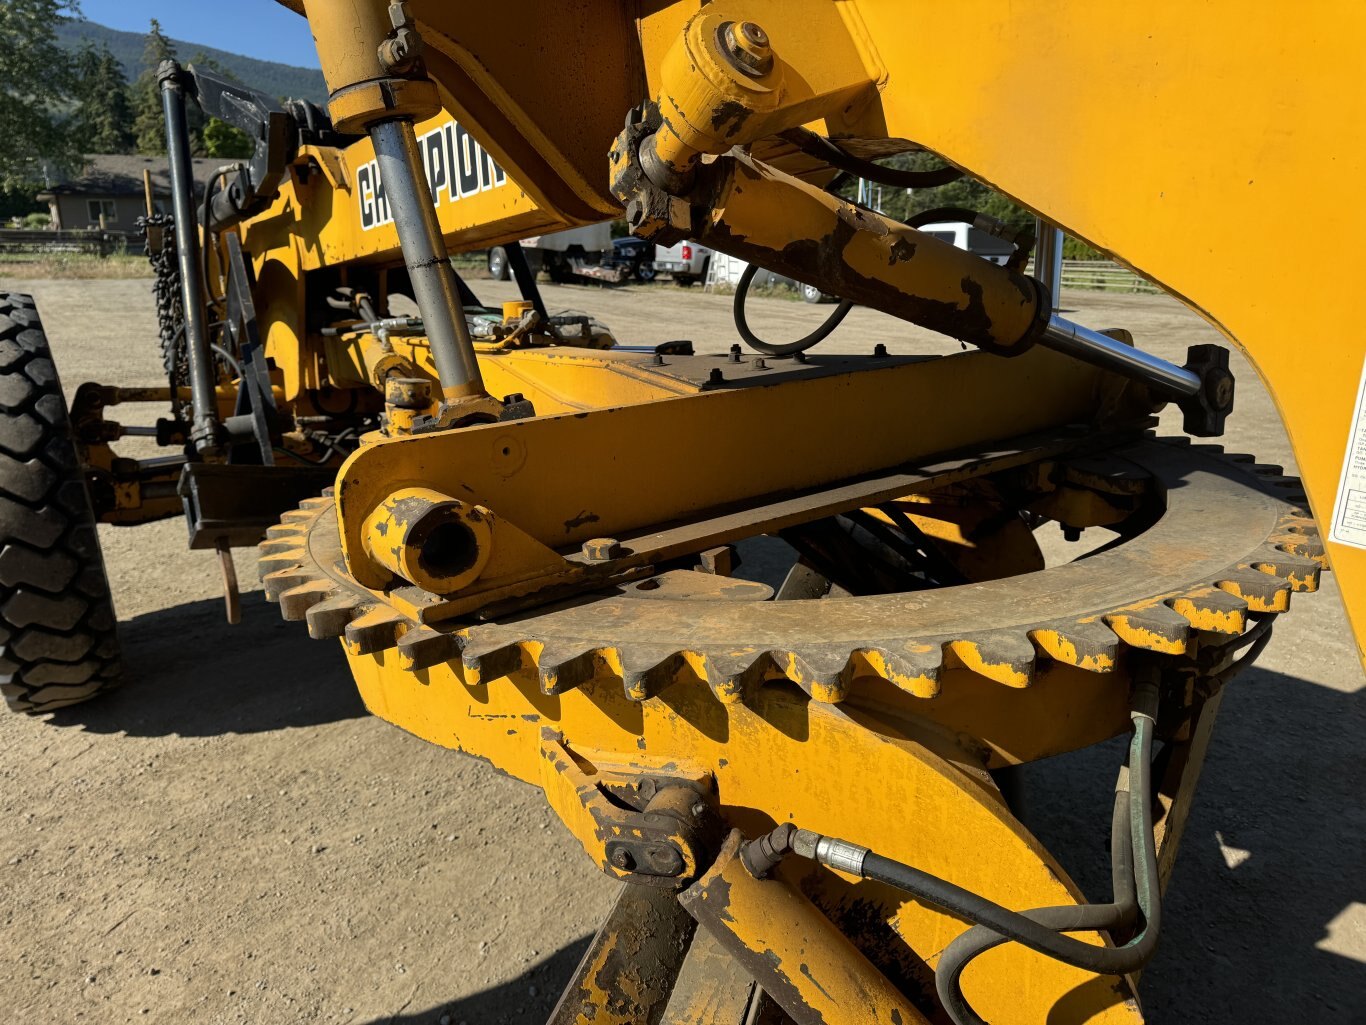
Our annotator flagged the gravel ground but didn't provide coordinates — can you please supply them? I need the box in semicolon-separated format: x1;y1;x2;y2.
1;275;1362;1025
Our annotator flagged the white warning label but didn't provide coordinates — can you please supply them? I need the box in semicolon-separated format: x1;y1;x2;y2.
1330;355;1366;549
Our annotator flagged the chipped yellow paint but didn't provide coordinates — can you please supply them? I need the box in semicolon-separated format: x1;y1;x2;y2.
1029;628;1117;672
945;639;1031;688
1103;613;1188;655
1170;591;1246;635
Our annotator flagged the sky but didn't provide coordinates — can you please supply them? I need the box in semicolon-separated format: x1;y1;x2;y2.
74;0;320;68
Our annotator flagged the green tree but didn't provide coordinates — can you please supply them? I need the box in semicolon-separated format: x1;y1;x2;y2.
187;53;253;159
202;117;253;159
71;42;135;154
132;19;177;155
0;0;82;191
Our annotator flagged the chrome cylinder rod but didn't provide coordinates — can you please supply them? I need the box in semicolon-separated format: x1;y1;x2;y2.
370;118;485;401
1040;315;1202;399
1033;220;1064;315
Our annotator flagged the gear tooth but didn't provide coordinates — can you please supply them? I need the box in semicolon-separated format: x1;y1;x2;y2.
535;644;598;696
344;605;405;655
1225;452;1256;464
1251;551;1322;593
280;508;319;525
779;649;853;704
1163;436;1192;447
258;536;301;555
1275;534;1328;569
265;522;308;540
262;566;312;602
945;632;1035;688
610;646;684;702
1028;619;1119;672
398;626;458;671
299;496;333;511
459;636;525;686
305;594;363;639
1103;602;1190;654
1188;443;1224;454
279;579;335;621
696;649;761;704
851;644;941;698
1168;588;1248;635
1251;463;1285;477
257;550;306;581
1217;570;1292;613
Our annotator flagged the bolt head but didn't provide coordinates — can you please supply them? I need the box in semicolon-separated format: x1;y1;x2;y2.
739;22;769;47
609;847;635;871
582;538;623;563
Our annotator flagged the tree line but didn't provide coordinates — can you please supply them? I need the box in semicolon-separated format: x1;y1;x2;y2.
1;2;254;216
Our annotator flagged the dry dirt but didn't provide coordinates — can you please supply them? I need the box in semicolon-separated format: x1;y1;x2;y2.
1;275;1362;1025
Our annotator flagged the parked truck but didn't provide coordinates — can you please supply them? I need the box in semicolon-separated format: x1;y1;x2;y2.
486;223;628;284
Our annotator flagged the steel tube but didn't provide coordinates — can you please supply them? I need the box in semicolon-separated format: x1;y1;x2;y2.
159;62;221;453
370;119;485;401
1041;315;1202;399
1034;220;1065;314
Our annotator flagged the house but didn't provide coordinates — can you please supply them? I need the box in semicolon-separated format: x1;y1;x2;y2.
36;155;218;231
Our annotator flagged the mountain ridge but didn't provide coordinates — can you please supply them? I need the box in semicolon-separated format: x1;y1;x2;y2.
55;19;327;105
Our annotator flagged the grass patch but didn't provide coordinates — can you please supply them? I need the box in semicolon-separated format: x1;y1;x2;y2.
0;252;153;279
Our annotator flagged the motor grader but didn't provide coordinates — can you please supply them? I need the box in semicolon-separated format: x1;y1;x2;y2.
1;2;1359;1022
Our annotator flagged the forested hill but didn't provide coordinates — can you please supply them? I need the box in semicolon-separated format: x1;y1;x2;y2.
55;19;327;105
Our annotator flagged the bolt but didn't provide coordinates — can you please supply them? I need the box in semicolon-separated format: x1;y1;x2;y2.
738;22;769;48
645;844;685;875
610;847;636;871
753;358;768;370
794;351;807;363
651;352;665;366
708;368;724;385
1062;525;1083;543
690;800;708;818
873;343;888;358
720;20;774;77
729;343;742;363
582;538;622;562
502;392;525;405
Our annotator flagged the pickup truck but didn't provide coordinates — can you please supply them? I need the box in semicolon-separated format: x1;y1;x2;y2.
653;241;713;286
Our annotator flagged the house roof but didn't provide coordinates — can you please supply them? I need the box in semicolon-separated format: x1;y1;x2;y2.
38;155;219;199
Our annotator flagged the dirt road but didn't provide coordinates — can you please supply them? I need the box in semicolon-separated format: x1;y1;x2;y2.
1;276;1362;1024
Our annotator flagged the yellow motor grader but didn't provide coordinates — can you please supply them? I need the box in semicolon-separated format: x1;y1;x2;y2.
2;2;1361;1022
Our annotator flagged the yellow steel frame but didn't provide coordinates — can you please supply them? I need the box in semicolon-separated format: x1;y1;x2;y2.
244;2;1359;1021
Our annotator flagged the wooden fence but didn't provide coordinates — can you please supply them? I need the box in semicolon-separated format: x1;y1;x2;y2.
1026;258;1162;295
0;229;141;258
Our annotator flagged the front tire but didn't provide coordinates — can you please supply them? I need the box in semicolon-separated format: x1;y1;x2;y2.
0;294;122;713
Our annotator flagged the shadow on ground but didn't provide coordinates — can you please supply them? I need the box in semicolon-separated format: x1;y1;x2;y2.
46;594;365;737
356;937;591;1025
1017;664;1366;1023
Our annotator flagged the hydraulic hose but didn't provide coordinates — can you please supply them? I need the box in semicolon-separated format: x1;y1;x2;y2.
742;681;1163;1025
935;784;1139;1025
733;262;854;356
780;127;965;188
859;704;1160;975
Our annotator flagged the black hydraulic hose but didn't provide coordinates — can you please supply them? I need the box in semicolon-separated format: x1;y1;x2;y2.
936;786;1139;1025
733;263;854;356
860;706;1161;977
780;127;965;188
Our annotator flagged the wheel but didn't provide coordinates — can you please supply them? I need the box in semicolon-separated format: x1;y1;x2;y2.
487;246;510;281
0;294;122;713
634;261;657;283
547;255;573;284
801;283;827;304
